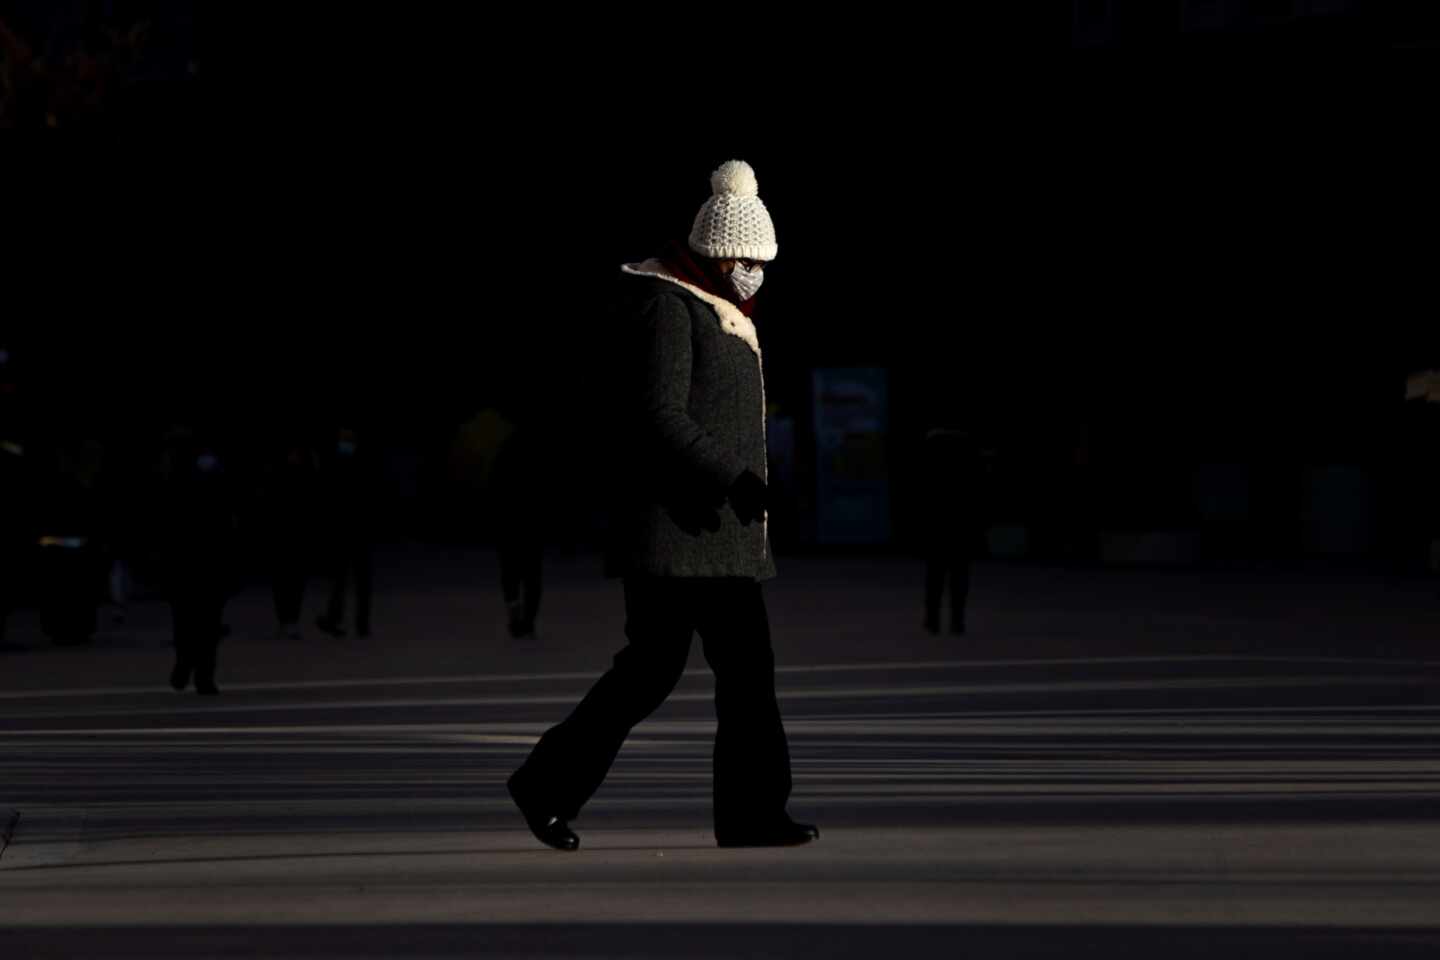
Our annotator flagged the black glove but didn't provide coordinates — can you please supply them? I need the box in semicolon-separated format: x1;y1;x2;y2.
728;470;768;525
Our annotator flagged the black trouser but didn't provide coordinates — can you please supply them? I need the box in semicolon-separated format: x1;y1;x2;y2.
171;587;226;687
499;536;543;625
509;577;793;835
924;547;971;631
272;548;307;626
324;539;372;633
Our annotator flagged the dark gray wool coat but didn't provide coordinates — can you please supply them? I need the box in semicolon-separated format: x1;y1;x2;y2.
604;260;776;581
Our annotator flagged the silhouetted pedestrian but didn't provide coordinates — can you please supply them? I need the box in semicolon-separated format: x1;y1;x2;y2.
164;435;237;695
507;160;817;852
921;428;984;637
315;427;374;638
491;424;544;639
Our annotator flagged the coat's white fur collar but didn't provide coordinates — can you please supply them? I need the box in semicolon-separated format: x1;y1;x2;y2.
620;260;761;359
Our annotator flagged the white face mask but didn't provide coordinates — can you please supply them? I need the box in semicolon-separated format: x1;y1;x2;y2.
728;263;765;301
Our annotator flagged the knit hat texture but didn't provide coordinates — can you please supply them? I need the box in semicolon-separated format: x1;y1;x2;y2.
688;160;778;261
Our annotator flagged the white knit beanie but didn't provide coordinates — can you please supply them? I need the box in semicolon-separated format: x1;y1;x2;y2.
688;160;778;262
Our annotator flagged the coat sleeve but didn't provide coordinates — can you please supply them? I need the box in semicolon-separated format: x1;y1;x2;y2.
637;292;747;499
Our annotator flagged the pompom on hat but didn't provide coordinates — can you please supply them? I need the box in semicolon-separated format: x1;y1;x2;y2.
687;160;778;262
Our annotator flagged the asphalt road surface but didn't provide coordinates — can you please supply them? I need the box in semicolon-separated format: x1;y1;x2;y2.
2;553;1439;958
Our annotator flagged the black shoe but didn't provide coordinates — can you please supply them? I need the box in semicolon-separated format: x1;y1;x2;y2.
315;616;346;638
716;819;819;848
523;812;579;851
169;661;192;692
195;680;220;696
950;623;966;637
923;616;940;636
507;779;579;851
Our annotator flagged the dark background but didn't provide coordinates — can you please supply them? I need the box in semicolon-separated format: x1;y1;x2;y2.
4;0;1436;566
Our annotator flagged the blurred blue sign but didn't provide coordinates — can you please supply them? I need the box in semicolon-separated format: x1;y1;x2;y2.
813;368;890;544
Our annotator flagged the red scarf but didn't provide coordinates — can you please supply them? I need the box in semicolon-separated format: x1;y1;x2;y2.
657;241;757;318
